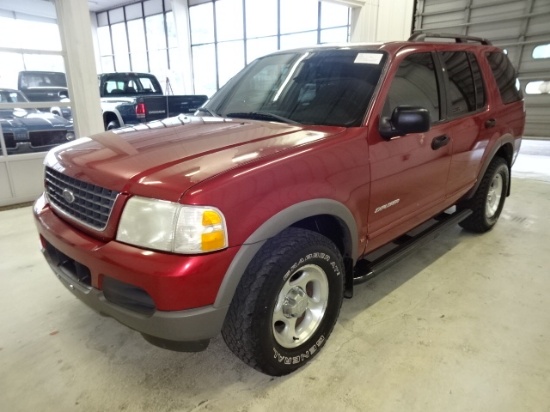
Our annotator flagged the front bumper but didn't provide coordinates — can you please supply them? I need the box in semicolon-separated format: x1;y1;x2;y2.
33;195;238;349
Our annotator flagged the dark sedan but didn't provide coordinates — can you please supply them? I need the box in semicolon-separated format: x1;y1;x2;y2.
0;89;74;155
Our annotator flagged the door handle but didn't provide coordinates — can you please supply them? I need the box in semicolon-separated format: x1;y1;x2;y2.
485;118;497;128
431;135;450;150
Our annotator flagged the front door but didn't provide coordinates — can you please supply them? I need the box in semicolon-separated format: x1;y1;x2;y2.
366;50;452;252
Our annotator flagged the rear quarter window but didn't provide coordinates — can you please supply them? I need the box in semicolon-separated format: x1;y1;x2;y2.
486;52;523;104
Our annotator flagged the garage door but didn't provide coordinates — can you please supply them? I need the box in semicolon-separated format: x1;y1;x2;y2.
414;0;550;138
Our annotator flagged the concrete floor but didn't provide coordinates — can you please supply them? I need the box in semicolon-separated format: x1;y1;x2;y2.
1;140;549;412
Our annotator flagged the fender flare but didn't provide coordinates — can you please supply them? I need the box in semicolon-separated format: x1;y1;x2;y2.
213;198;358;309
102;108;124;128
464;133;515;200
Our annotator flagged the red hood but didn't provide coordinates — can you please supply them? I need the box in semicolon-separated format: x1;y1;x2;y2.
46;116;345;202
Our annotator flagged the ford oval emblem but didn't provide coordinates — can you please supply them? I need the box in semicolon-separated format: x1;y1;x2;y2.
62;188;76;204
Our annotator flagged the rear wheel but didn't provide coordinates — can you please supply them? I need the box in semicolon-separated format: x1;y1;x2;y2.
222;227;344;376
106;119;120;130
459;157;509;233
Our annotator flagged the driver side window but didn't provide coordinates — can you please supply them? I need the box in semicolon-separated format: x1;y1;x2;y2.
383;53;440;123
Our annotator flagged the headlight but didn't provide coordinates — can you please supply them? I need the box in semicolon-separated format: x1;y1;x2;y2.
66;131;75;141
116;196;228;254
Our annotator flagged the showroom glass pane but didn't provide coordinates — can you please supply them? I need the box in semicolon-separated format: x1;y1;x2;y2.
280;0;318;34
22;54;65;72
217;40;245;88
280;31;317;50
111;22;129;55
0;17;16;49
115;54;131;72
101;56;115;73
215;0;243;42
127;20;147;53
144;0;163;16
97;26;113;55
321;2;349;29
149;49;169;82
0;51;24;88
146;14;167;50
125;3;143;20
109;7;124;24
320;27;348;44
164;0;172;12
131;53;149;72
245;0;277;38
247;36;278;64
97;12;108;27
190;3;214;44
166;11;178;49
192;44;217;96
168;49;185;94
17;19;61;51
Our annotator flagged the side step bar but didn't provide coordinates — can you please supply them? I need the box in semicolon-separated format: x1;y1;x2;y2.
352;208;472;286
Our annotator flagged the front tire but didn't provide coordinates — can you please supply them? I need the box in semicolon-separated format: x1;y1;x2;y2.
222;227;344;376
459;157;509;233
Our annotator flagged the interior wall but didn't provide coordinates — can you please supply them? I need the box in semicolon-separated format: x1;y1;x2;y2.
351;0;415;43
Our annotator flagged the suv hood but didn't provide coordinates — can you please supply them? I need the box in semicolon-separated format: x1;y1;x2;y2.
47;116;345;202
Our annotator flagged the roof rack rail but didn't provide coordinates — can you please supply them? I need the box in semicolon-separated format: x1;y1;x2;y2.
408;31;492;46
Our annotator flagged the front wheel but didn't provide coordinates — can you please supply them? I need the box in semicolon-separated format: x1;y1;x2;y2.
222;227;344;376
459;157;509;233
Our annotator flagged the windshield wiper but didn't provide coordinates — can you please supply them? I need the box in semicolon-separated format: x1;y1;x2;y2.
226;111;299;125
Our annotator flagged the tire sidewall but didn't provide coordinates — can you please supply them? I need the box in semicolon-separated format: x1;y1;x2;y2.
256;242;344;374
482;162;509;227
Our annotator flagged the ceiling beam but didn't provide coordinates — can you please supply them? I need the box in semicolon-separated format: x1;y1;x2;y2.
322;0;366;8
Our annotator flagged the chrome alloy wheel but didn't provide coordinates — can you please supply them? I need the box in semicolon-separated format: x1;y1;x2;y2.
272;264;329;348
486;173;503;218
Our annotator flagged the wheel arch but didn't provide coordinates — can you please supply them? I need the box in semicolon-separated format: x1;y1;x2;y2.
465;134;515;200
213;199;358;309
103;110;122;130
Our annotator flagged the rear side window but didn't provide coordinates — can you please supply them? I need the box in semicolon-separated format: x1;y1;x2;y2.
439;51;485;117
486;52;523;104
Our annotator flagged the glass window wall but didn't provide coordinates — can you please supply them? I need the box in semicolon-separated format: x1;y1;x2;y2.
96;0;350;97
189;0;350;96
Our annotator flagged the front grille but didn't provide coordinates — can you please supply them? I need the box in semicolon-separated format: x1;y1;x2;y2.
2;132;16;148
45;167;118;230
29;131;68;148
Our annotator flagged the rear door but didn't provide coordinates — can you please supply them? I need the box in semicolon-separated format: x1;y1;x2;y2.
438;50;490;198
366;50;453;251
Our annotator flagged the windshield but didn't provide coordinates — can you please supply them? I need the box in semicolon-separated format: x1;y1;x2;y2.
206;49;386;127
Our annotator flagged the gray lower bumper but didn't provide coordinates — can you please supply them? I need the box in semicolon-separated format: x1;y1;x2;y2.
45;249;228;351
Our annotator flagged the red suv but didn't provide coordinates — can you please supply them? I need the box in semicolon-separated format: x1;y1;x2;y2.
34;33;525;376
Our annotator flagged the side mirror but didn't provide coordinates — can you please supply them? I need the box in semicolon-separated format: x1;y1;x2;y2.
379;106;431;139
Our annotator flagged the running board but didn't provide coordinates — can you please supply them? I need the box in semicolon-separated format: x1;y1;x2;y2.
353;209;472;286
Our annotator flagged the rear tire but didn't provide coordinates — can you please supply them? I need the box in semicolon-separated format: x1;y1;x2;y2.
459;157;509;233
222;227;344;376
106;120;120;130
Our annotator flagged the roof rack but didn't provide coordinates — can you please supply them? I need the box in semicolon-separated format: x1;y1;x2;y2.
408;31;492;46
